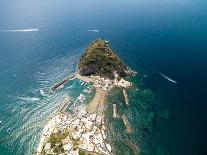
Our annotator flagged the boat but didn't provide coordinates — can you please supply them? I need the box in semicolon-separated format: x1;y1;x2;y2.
104;40;110;44
78;94;86;102
83;88;92;94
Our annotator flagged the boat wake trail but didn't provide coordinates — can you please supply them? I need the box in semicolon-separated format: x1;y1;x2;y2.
17;97;40;102
88;29;100;33
158;72;177;84
0;29;39;32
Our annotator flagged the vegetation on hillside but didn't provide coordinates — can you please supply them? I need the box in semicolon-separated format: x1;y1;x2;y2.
78;39;130;79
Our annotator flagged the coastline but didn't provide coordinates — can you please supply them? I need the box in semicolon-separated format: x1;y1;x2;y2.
36;39;134;155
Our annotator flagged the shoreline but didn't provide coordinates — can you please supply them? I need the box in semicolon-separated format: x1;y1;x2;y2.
37;38;134;154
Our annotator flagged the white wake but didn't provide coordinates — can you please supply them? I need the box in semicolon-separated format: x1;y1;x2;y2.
88;29;100;33
0;29;39;32
159;72;177;84
17;97;40;102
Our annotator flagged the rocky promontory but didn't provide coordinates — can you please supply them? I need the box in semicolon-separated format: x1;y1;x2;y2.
78;39;131;79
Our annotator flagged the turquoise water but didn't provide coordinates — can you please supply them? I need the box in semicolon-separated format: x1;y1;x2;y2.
0;0;207;154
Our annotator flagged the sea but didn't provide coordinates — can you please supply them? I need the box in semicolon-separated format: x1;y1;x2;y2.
0;0;207;155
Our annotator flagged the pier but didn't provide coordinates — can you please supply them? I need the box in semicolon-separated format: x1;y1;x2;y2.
58;96;72;113
51;75;76;91
123;89;129;105
122;115;132;133
113;104;117;118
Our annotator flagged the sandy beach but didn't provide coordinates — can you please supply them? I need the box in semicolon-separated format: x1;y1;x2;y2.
86;87;107;114
76;74;107;114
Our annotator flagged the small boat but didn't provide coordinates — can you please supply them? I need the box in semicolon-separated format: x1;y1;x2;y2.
78;94;86;102
83;88;92;94
104;40;110;44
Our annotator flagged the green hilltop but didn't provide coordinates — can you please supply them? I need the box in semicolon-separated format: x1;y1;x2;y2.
78;39;130;79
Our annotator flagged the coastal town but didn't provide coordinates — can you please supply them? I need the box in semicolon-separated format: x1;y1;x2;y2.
36;39;138;155
36;107;112;155
36;72;133;155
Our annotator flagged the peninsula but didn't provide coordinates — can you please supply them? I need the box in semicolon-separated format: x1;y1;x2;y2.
36;39;135;155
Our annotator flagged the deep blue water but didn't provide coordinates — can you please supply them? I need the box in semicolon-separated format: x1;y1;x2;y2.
0;0;207;154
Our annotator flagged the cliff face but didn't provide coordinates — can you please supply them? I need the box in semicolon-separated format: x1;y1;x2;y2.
78;39;129;79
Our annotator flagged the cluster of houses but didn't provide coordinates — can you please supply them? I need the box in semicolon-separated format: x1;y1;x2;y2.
90;75;113;92
36;114;65;155
39;108;112;155
90;75;132;92
37;73;133;155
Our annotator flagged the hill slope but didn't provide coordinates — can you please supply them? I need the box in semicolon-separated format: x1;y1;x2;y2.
78;39;130;79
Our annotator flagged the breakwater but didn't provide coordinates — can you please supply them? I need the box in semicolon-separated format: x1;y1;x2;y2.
58;96;72;113
113;104;117;118
124;140;139;154
123;89;129;105
122;115;131;133
51;75;76;91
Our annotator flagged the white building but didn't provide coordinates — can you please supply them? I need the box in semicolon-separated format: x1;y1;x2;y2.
117;78;132;88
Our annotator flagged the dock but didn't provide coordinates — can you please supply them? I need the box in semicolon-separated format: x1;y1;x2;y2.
113;104;117;118
51;75;76;91
122;115;132;133
123;89;129;105
58;96;72;113
124;140;139;154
